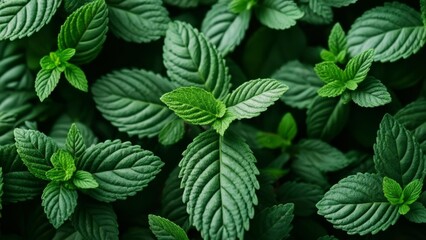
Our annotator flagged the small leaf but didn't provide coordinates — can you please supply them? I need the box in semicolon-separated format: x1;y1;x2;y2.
382;177;403;205
402;179;423;205
405;202;426;223
72;170;99;189
42;182;78;228
40;56;56;70
57;49;76;63
328;23;347;56
314;61;345;84
317;81;346;97
48;150;76;179
148;215;189;240
211;110;236;135
229;0;256;13
66;123;86;161
344;49;374;84
158;118;185;146
399;204;410;215
278;113;297;141
14;128;59;180
35;68;61;102
161;87;226;125
351;77;391;108
255;0;304;30
224;79;288;119
64;64;88;92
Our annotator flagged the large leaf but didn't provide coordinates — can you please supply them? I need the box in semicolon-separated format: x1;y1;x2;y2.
201;1;251;55
148;215;189;240
72;201;119;240
272;61;322;109
42;182;78;228
180;130;259;239
224;79;288;120
0;0;62;40
107;0;170;43
58;0;108;64
351;77;391;108
77;139;164;202
277;181;324;216
163;21;231;98
92;69;176;138
373;114;426;186
255;0;304;30
347;2;426;62
14;128;58;180
394;100;426;152
317;173;399;235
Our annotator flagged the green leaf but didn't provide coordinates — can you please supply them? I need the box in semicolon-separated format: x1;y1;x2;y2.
202;1;251;55
229;0;256;13
64;64;88;92
246;204;294;240
163;0;199;8
314;61;344;84
277;182;324;216
317;81;346;97
299;2;333;26
211;110;236;135
35;68;61;102
148;215;189;240
272;61;322;109
317;173;399;235
158;118;185;146
256;132;287;149
107;0;170;43
161;87;226;125
328;22;347;55
66;123;86;161
344;49;374;84
57;49;76;63
0;0;62;40
50;115;98;148
323;0;357;8
255;0;304;30
224;79;288;119
72;170;99;189
77;139;163;202
45;150;76;182
278;113;297;141
53;222;84;240
351;77;391;108
163;21;231;98
347;2;426;62
180;130;259;239
306;96;349;141
92;69;176;138
72;200;119;240
402;179;423;205
405;202;426;223
42;182;78;228
394;100;426;152
383;177;403;205
40;56;56;70
399;204;410;215
58;0;108;64
373;114;426;186
14;128;59;180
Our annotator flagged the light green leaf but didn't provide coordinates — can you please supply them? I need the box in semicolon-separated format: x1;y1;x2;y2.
278;113;297;141
347;2;426;62
72;170;99;189
202;1;251;55
50;115;98;148
40;56;56;70
58;0;108;64
272;61;322;109
224;79;288;119
159;118;185;146
53;222;85;240
402;179;423;205
351;77;391;108
64;64;88;92
180;130;259;239
66;123;86;161
314;61;345;84
306;96;349;141
327;22;347;55
163;21;231;98
92;69;176;138
246;204;294;240
57;49;76;63
0;41;33;90
394;100;426;152
405;202;426;223
373;114;426;186
317;81;346;97
211;110;236;135
42;181;78;229
277;181;324;216
14;128;58;180
383;177;403;205
399;204;410;215
229;0;256;13
0;0;62;40
35;68;61;102
107;0;170;43
344;49;374;84
255;0;304;30
323;0;357;8
317;173;399;235
161;87;226;125
45;150;76;182
77;139;163;202
72;201;119;240
148;215;189;240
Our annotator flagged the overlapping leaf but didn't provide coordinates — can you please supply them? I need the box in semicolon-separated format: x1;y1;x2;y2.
255;0;304;30
351;77;391;108
42;182;78;228
394;100;426;152
148;215;189;240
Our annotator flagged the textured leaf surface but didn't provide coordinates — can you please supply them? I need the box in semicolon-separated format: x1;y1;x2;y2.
0;0;62;40
323;0;357;7
383;177;403;205
148;215;189;240
272;61;322;109
108;0;170;43
164;0;198;8
405;202;426;223
180;130;259;239
64;64;88;92
351;77;391;108
347;2;426;62
35;68;61;102
373;114;425;186
14;128;58;180
277;181;324;216
394;100;426;152
345;49;374;84
73;170;99;189
163;21;231;98
58;0;109;64
72;201;119;240
255;0;304;30
0;41;33;90
224;79;288;119
159;118;185;146
66;123;86;161
77;139;163;202
42;182;78;228
92;69;176;138
317;173;399;235
202;1;251;55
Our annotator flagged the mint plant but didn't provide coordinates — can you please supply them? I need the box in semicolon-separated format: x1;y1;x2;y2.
2;0;426;239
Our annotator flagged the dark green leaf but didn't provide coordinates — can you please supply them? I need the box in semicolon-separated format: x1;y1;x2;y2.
42;182;78;228
158;118;185;146
405;202;426;223
351;77;391;108
255;0;304;30
66;123;86;161
277;181;324;216
394;100;426;152
35;68;61;102
64;64;88;92
148;215;189;240
277;113;297;141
